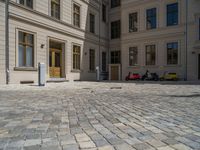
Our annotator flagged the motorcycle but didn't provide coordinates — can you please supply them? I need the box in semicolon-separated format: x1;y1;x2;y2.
142;70;159;81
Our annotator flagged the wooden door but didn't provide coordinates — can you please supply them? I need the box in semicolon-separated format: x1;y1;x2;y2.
111;66;119;80
49;49;62;78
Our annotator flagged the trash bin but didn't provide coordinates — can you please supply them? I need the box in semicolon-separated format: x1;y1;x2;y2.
38;63;46;86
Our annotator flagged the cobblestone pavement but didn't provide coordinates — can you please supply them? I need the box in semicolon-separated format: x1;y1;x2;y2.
0;82;200;150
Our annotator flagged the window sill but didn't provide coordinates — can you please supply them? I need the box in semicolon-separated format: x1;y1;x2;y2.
71;70;81;73
164;64;180;67
88;70;96;73
14;67;38;71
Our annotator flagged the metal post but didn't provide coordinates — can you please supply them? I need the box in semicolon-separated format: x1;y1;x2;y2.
5;0;9;84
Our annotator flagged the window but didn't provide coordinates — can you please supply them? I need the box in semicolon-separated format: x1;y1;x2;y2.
111;51;120;64
167;42;178;65
89;49;95;71
199;18;200;40
18;31;34;67
51;0;60;19
129;47;138;66
73;4;80;27
19;0;33;9
146;8;157;29
111;20;121;39
167;3;178;26
90;13;95;33
73;45;81;70
146;45;156;65
129;12;138;32
102;4;106;22
111;0;120;8
102;52;107;72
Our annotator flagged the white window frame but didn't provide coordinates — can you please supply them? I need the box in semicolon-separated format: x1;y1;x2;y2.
17;0;36;9
15;28;37;68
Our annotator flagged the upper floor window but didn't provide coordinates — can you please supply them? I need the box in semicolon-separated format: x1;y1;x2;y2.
19;0;33;9
129;12;138;32
146;45;156;66
102;4;107;22
111;20;121;39
167;3;178;26
51;0;60;19
167;42;178;65
73;45;81;70
111;0;120;8
111;51;121;64
129;47;138;66
89;49;95;71
90;13;95;33
18;31;34;67
73;4;80;28
146;8;157;29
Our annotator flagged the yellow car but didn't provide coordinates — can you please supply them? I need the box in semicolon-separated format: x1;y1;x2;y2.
160;72;178;81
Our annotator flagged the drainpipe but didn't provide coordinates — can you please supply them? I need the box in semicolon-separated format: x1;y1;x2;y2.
98;1;101;81
5;0;9;84
185;0;188;81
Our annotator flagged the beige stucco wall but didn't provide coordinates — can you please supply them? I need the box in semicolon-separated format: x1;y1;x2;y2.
117;0;200;81
0;1;6;84
2;0;109;84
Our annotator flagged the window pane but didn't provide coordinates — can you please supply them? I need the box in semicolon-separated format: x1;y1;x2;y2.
27;34;33;45
146;45;155;65
129;47;138;66
19;31;25;43
167;42;178;65
18;45;24;67
26;46;33;67
129;13;138;32
167;3;178;26
26;0;33;8
146;8;157;29
19;0;24;5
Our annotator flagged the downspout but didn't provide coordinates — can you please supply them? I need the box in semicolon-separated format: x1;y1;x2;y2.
185;0;188;81
5;0;9;84
98;1;101;81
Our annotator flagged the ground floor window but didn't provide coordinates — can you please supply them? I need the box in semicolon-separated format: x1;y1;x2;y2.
167;42;178;65
18;31;34;67
102;52;107;72
89;49;95;71
146;45;156;65
111;51;120;64
73;45;81;70
129;47;138;66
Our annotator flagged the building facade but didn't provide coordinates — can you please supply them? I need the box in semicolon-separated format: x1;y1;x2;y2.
0;0;109;84
109;0;200;81
0;0;200;84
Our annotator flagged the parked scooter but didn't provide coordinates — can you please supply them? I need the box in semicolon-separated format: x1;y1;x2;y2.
125;72;141;81
142;70;159;81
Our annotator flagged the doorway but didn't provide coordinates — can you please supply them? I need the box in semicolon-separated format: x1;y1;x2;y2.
110;65;119;80
49;40;64;78
49;49;62;78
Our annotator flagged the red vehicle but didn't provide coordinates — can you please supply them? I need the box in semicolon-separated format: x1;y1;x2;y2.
126;72;141;81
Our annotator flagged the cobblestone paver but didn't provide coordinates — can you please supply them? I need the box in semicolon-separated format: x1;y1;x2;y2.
0;82;200;150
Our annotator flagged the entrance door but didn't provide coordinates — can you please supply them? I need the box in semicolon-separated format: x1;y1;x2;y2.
111;66;119;80
199;54;200;80
49;49;62;78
